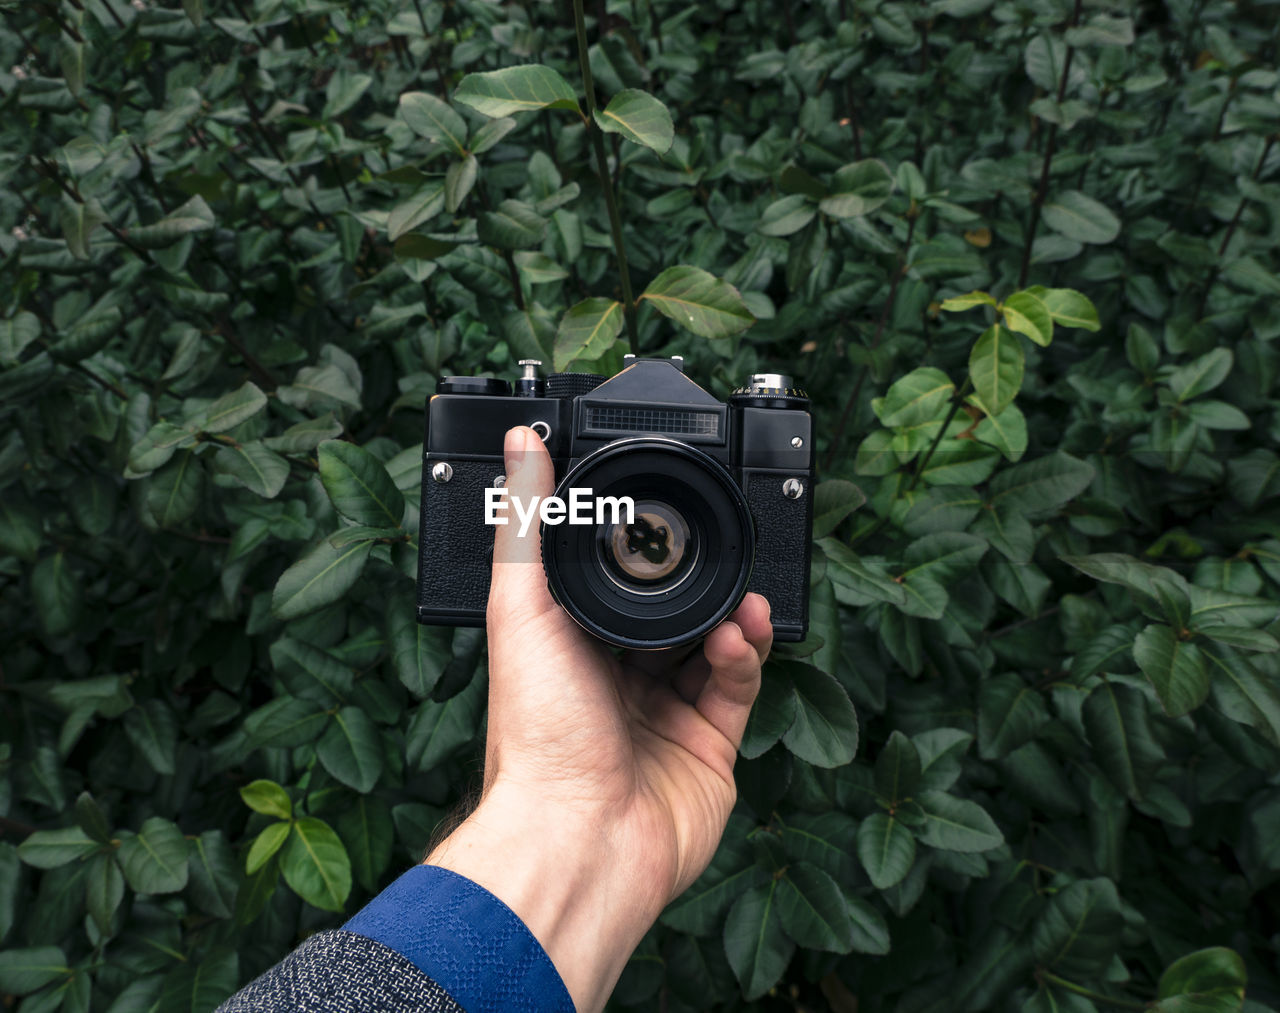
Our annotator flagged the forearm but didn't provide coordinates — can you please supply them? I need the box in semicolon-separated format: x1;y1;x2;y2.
425;782;664;1013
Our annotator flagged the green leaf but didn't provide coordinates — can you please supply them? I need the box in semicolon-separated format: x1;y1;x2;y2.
740;671;797;759
856;813;916;889
969;324;1024;415
1066;15;1135;47
973;400;1028;461
243;695;330;749
213;441;290;498
977;674;1048;760
58;37;85;96
757;194;816;237
117;817;189;894
1038;288;1100;330
445;153;478;213
0;311;41;365
1195;624;1277;652
400;92;468;155
1133;624;1209;717
128;421;197;476
595;89;674;153
388;599;452;698
0;947;70;995
876;366;955;428
388;183;446;241
780;661;859;768
32;552;81;638
17;827;99;869
454;65;580;118
553;298;625;371
195;381;269;433
281;817;352;912
158;949;238;1013
1155;947;1246;1013
239;779;292;820
818;160;894;218
940;291;997;312
85;853;123;933
272;539;372;621
317;706;383;793
60;195;108;260
127;196;215;249
777;864;854;953
1041;190;1121;245
470;116;517;154
1206;646;1280;746
724;881;794;1001
1083;682;1164;800
477;199;547;249
779;811;858;882
246;822;290;875
916;791;1003;852
74;793;111;844
820;538;907;607
1031;877;1123;977
988;451;1094;517
406;673;487;771
874;730;921;803
318;440;405;528
145;452;201;527
324;70;372;119
336;796;394;894
1002;291;1054;347
188;831;239;919
1168;348;1233;402
811;480;866;538
639;266;755;339
123;700;177;775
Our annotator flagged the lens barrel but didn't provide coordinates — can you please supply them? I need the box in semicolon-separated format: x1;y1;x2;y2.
542;438;754;650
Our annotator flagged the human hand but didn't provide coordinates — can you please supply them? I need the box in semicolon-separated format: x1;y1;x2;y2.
426;425;771;1012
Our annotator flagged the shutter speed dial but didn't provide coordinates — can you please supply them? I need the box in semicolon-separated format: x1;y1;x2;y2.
730;373;809;409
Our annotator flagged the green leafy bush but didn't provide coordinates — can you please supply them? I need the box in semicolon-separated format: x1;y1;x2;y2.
2;0;1279;1010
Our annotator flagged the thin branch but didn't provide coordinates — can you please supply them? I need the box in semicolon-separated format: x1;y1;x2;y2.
1018;0;1084;289
573;0;639;353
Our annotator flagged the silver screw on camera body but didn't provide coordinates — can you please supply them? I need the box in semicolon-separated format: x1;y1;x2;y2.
493;474;506;488
431;461;453;484
783;478;804;499
791;436;804;448
531;420;551;442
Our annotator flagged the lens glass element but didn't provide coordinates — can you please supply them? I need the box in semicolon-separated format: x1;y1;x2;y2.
599;500;695;594
542;438;755;650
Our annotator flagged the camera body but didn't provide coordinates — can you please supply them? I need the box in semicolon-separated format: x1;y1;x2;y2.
416;356;813;650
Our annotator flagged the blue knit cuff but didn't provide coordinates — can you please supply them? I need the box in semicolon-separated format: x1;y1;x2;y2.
343;864;575;1013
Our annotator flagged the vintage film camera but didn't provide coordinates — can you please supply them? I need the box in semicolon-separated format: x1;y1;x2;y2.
416;356;813;650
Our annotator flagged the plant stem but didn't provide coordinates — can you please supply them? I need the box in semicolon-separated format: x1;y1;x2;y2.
1039;972;1148;1011
825;213;918;472
1018;0;1083;289
1196;133;1275;321
907;377;971;492
572;0;639;353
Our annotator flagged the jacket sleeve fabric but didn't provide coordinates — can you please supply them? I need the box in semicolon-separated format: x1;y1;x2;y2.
217;864;576;1012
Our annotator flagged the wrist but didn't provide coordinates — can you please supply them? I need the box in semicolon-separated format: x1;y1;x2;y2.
425;782;662;1012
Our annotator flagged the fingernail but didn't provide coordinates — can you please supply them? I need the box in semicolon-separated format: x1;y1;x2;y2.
504;426;529;476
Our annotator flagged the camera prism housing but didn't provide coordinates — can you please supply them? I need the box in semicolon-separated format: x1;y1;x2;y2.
416;356;813;650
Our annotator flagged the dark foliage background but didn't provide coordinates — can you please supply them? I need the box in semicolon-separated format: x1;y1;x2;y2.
1;0;1279;1010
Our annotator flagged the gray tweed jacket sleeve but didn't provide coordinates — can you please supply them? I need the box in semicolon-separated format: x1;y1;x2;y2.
217;929;464;1013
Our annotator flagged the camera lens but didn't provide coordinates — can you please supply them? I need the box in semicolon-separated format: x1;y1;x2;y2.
542;438;754;650
598;500;695;594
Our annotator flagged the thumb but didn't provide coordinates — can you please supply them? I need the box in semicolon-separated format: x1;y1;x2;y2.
487;426;557;622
